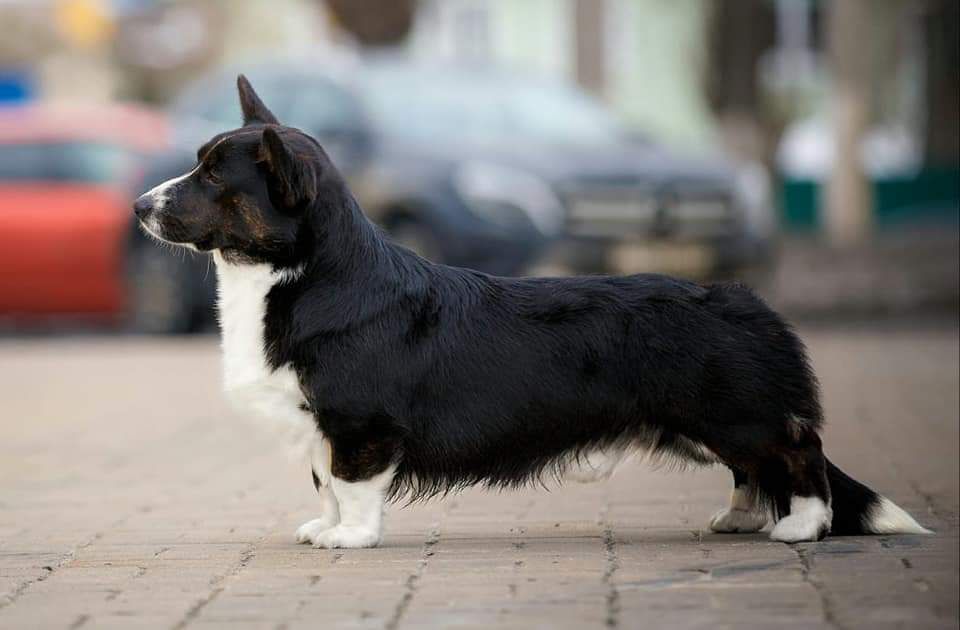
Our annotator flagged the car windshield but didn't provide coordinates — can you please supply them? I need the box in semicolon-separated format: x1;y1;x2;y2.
361;70;624;147
0;142;131;183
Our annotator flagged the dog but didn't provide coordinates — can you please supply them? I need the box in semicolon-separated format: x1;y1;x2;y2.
132;75;932;548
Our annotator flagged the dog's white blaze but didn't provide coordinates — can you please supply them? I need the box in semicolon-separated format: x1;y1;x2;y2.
769;495;833;542
138;166;201;251
866;496;933;535
141;167;197;212
709;487;768;533
212;251;320;464
309;465;396;549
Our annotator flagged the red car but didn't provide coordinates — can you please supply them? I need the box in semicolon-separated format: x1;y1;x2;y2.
0;104;169;325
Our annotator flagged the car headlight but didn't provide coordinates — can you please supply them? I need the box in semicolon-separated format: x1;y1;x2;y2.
734;161;775;238
453;161;565;237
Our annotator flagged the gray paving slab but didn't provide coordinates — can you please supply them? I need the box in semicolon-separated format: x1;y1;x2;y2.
0;324;957;629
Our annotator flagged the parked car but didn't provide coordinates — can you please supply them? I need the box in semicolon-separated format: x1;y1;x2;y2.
0;104;169;327
130;59;775;332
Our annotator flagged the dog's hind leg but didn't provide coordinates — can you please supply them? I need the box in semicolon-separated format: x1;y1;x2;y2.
295;436;342;544
766;427;833;543
708;467;768;533
564;446;628;484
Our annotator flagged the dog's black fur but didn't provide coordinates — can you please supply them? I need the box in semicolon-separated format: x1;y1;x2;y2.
135;76;927;540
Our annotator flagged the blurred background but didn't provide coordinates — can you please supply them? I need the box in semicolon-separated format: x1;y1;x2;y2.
0;6;957;627
0;0;957;333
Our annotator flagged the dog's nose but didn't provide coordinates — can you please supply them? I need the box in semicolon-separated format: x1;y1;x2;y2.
133;196;152;219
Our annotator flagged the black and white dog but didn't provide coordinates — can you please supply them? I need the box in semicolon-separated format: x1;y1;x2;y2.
133;76;931;548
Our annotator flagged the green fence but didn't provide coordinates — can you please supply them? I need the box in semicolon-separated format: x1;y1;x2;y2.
781;167;960;232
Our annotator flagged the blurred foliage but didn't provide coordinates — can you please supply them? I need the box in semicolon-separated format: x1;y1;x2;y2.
55;0;115;49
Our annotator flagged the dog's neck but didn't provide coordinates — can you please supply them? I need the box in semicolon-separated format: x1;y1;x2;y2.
210;250;317;459
209;193;431;372
303;192;389;274
212;250;302;389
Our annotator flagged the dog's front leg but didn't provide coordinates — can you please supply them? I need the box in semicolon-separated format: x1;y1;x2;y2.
308;467;394;549
295;436;342;544
307;434;397;549
308;466;395;549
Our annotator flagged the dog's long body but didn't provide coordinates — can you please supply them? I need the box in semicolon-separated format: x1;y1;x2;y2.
133;76;931;548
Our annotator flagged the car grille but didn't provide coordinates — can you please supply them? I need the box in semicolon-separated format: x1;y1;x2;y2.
562;184;737;239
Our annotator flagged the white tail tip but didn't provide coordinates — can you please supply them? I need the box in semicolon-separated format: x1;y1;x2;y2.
866;496;933;535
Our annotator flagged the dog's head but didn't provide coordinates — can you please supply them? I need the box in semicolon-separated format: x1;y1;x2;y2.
134;75;328;266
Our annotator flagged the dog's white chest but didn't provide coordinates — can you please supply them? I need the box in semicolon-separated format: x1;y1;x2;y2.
213;252;315;451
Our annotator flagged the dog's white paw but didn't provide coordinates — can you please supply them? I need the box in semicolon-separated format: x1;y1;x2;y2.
311;524;381;549
769;497;831;543
295;516;339;544
709;508;768;533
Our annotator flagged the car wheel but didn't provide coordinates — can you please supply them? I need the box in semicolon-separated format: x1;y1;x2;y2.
389;217;444;264
126;243;198;334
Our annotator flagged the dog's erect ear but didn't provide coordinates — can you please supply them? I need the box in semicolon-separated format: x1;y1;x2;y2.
237;74;279;126
260;127;316;209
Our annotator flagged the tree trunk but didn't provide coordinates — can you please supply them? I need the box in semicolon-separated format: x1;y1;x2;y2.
703;0;776;167
922;0;960;168
574;0;606;97
825;0;873;246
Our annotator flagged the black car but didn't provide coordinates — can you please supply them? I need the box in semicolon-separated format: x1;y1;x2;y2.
128;59;774;333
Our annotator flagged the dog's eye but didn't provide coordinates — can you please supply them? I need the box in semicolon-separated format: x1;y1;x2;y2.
202;168;223;186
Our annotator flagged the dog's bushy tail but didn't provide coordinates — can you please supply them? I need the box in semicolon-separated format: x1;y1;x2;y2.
826;457;932;535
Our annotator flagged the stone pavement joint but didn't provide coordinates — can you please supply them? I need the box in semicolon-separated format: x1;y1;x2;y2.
172;516;278;630
795;545;839;630
601;517;620;629
0;527;107;612
385;527;441;630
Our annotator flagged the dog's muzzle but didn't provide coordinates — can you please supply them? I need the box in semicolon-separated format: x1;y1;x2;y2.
133;193;168;242
133;195;153;221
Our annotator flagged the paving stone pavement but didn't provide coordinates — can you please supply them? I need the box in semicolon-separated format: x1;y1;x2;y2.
0;323;957;629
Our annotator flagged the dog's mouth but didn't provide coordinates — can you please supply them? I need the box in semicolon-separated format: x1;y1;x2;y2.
136;213;165;241
137;212;207;252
